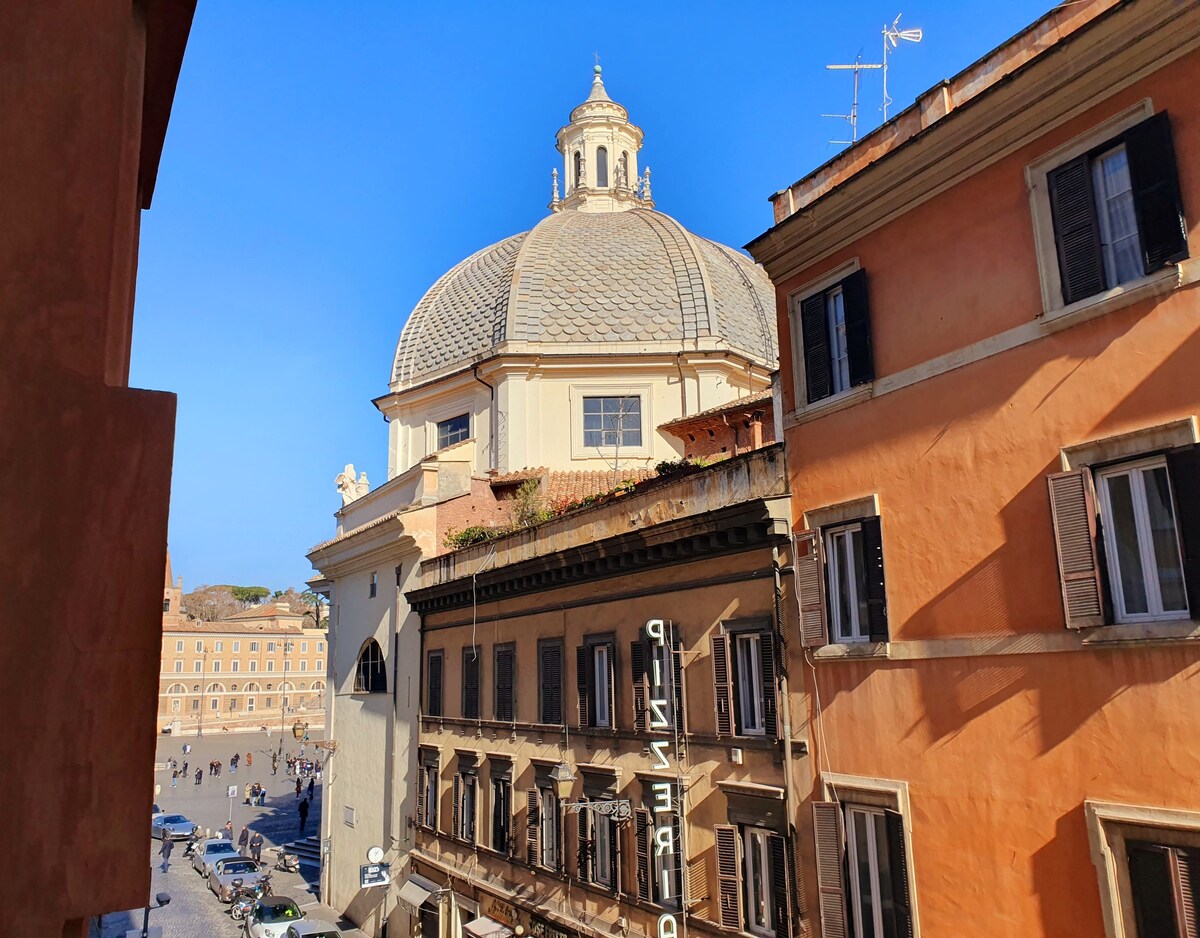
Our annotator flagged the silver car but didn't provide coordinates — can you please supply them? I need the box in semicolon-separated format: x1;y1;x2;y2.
208;857;268;902
242;896;305;938
151;813;196;840
284;922;343;938
191;837;240;876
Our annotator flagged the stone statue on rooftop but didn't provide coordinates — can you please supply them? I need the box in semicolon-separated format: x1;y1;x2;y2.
335;464;369;506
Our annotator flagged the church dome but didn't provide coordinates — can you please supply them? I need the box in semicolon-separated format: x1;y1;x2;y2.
390;67;778;391
391;208;778;389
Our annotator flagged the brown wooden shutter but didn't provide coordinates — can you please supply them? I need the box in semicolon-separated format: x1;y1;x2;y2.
495;645;514;722
554;796;564;872
711;634;733;736
1047;469;1107;627
841;268;874;387
884;809;913;938
714;823;742;930
769;833;794;938
630;639;647;732
427;652;443;717
462;648;480;719
800;292;832;404
812;802;848;938
760;631;779;738
1048;155;1106;304
466;777;477;844
576;645;591;728
861;517;889;642
549;644;563;724
608;813;620;893
452;773;461;838
526;789;540;866
415;762;426;827
1166;446;1200;616
1127;843;1178;937
1125;111;1189;272
671;632;685;733
576;800;593;883
1179;848;1200;938
794;530;828;647
635;808;652;901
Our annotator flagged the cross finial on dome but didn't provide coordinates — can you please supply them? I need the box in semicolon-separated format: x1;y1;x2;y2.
586;57;611;103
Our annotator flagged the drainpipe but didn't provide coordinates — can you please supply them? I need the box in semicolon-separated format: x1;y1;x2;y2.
471;364;496;471
675;352;688;419
772;544;803;917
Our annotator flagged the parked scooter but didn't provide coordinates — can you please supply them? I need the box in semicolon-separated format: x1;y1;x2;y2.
181;828;202;859
228;872;274;921
274;850;300;873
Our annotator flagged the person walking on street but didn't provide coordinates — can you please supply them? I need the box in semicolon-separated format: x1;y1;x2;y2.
238;825;250;856
271;753;278;776
194;768;202;786
307;777;314;800
181;760;188;778
246;752;252;767
221;821;233;841
243;783;253;806
230;753;238;775
298;797;309;833
171;770;178;788
249;830;264;863
295;778;302;799
159;835;173;873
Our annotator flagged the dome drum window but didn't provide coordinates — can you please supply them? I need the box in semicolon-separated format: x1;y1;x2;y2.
437;413;470;450
596;147;609;188
355;639;386;694
583;395;641;448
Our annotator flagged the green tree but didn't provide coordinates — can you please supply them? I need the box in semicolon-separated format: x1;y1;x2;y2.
230;585;270;607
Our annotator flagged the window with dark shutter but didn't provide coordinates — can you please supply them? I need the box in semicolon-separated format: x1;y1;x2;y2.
576;644;592;728
576;800;593;884
607;812;620;892
415;760;427;828
800;293;831;404
494;644;515;722
884;809;914;938
769;833;794;938
760;633;778;738
714;824;742;930
1127;842;1184;938
426;651;444;717
525;789;540;866
1125;112;1189;272
796;269;875;406
861;517;889;642
452;774;460;839
812;802;848;938
711;634;733;736
1167;445;1200;615
462;647;480;719
635;808;652;901
1048;155;1107;305
1047;469;1107;628
538;640;563;725
491;776;512;854
630;638;647;732
670;633;685;733
842;269;874;387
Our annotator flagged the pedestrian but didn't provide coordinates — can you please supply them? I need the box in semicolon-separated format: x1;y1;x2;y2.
298;797;309;833
249;830;264;862
171;770;178;788
307;778;314;800
221;821;233;841
158;835;174;873
243;783;253;806
238;825;250;856
271;754;278;776
295;778;302;800
246;752;253;767
258;783;267;807
181;760;188;778
230;753;238;775
194;768;202;786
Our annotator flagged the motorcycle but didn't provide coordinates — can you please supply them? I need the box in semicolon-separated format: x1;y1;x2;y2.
228;871;273;921
181;828;202;859
274;851;300;873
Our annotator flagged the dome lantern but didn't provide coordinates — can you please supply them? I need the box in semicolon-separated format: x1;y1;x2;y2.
553;65;649;213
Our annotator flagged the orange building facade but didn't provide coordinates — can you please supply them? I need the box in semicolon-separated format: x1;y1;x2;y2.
748;1;1200;936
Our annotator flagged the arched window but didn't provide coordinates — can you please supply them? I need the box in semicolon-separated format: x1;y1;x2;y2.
573;150;582;187
243;682;261;693
596;147;609;187
205;682;225;694
355;639;386;693
166;683;187;695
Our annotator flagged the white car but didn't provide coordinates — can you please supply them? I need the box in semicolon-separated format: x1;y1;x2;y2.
191;837;240;876
284;922;343;938
242;896;305;938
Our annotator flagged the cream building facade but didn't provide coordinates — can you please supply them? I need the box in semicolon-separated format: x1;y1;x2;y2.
308;67;778;937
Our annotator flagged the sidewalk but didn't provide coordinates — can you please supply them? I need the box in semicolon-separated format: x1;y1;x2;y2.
296;899;371;937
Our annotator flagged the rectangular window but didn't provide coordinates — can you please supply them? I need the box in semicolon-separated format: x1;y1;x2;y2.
264;696;273;708
232;641;240;653
318;642;325;652
210;697;219;711
228;698;239;712
1045;111;1188;307
426;651;444;717
266;661;274;672
249;661;258;673
420;760;439;829
195;641;203;653
494;643;515;722
267;642;276;653
170;699;180;712
214;641;222;652
462;647;480;719
194;661;202;673
456;772;477;844
577;637;615;729
538;640;564;725
231;661;240;673
247;697;255;712
594;812;614;889
1096;456;1188;623
491;777;512;853
582;396;642;448
316;659;323;671
300;642;307;653
793;268;872;406
742;827;775;937
191;699;199;712
175;640;184;652
250;641;259;652
369;572;377;599
733;632;765;736
846;806;898;938
299;661;307;672
1128;841;1200;935
437;413;471;449
174;661;182;673
212;661;221;673
540;788;561;870
826;522;870;642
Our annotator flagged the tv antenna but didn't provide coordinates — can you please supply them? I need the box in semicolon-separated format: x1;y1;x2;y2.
822;56;882;145
882;14;923;120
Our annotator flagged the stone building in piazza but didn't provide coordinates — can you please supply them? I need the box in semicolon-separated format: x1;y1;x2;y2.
158;556;329;734
307;67;781;937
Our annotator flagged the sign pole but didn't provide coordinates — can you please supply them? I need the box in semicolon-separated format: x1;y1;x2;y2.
227;784;238;824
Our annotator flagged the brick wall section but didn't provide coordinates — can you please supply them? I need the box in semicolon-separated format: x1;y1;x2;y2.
434;478;515;551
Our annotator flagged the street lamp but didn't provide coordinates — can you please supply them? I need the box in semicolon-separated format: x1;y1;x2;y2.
197;644;209;739
548;761;576;801
127;892;170;938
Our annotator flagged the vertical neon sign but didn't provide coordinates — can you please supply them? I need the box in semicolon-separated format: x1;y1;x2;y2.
645;618;680;938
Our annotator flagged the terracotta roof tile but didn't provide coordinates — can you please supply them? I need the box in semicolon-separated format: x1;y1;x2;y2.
543;468;656;505
660;389;773;429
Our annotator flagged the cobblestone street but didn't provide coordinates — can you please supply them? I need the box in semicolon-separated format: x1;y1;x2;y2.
92;729;329;937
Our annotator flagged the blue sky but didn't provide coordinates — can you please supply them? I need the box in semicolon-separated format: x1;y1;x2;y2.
134;0;1053;590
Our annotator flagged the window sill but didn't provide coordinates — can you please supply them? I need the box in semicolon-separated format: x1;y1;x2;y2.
1078;618;1200;646
1041;261;1195;332
811;641;890;660
784;384;873;428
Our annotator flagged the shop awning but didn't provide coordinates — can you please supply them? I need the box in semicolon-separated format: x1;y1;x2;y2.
464;916;514;938
398;873;439;913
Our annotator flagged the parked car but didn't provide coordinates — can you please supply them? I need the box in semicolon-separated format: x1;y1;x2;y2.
192;837;240;876
151;813;196;840
242;896;304;938
160;723;173;734
284;922;343;938
208;857;269;902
